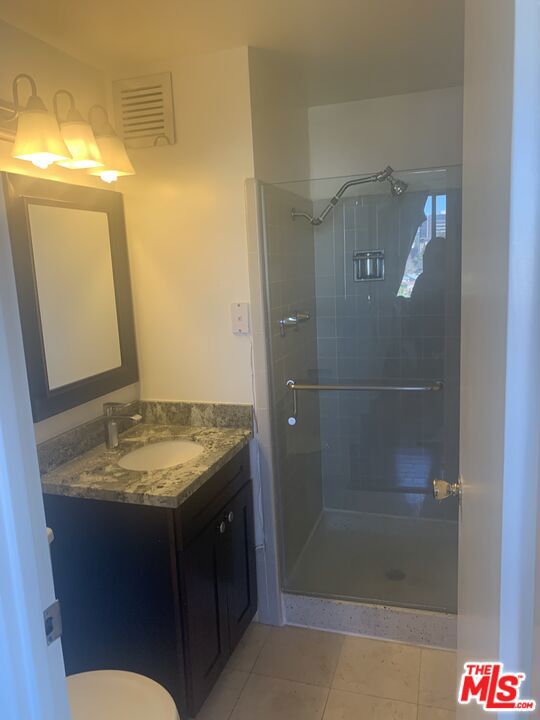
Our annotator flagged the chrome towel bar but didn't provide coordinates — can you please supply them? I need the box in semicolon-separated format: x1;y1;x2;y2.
286;379;443;426
287;380;443;392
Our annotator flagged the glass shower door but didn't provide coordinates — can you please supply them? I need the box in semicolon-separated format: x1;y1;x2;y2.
263;166;461;613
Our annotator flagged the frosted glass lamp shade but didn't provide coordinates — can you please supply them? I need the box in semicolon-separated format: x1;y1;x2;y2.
57;120;103;169
12;98;71;169
89;135;135;183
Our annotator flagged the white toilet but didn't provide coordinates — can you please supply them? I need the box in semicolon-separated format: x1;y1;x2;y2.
67;670;180;720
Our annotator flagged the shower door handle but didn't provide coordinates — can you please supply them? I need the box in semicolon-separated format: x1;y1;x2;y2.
432;478;462;501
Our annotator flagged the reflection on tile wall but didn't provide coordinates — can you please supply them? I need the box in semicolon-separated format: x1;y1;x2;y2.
314;189;461;520
262;184;323;582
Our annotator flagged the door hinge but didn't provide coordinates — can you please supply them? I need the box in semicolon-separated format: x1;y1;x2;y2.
44;599;62;646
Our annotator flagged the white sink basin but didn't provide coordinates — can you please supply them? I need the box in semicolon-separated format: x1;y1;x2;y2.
118;440;204;471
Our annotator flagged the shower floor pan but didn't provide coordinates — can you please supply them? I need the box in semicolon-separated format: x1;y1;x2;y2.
286;510;458;614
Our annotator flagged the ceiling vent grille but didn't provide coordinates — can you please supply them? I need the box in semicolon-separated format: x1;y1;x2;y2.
113;72;176;149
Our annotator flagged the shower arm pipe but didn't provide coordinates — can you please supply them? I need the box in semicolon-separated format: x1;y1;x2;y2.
291;166;394;226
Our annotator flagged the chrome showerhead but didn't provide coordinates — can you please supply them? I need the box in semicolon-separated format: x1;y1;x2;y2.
388;175;408;196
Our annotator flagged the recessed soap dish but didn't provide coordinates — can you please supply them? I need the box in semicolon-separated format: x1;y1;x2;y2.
353;250;385;282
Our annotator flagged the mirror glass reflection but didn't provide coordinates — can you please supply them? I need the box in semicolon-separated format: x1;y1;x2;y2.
27;204;122;390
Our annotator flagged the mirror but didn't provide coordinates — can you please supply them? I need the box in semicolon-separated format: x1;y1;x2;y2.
27;204;122;389
3;173;138;421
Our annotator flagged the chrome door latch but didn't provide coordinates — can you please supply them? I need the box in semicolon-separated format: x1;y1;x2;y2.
432;477;462;501
44;599;62;646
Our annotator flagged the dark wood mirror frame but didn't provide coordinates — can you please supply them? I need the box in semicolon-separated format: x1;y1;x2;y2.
3;173;139;422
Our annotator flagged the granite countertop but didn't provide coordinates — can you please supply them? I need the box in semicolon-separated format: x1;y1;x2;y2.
41;423;252;509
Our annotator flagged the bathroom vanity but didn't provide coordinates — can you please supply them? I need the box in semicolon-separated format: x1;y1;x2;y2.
2;174;257;717
42;422;256;718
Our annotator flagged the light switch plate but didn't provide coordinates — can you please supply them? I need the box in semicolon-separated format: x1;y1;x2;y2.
231;302;250;335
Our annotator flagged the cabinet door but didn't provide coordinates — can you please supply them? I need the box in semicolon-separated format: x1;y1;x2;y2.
44;495;188;716
181;515;229;715
224;481;258;652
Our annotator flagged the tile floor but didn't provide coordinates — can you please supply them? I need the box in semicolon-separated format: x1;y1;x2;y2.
193;623;457;720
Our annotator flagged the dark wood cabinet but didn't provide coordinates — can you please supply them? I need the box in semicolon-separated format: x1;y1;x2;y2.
223;484;258;650
43;446;257;718
180;480;256;711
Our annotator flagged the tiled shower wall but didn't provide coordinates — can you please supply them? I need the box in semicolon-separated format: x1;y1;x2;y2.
314;188;461;520
262;184;323;582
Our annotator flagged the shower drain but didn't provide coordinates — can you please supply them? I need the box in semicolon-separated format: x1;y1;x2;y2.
385;568;406;581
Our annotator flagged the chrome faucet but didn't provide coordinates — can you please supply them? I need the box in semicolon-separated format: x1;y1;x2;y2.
103;402;142;449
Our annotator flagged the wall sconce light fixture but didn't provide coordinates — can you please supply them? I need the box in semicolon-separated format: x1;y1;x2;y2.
88;105;135;183
9;74;71;169
0;76;135;183
53;90;103;169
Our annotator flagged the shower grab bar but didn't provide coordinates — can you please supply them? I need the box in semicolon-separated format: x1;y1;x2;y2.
285;379;443;426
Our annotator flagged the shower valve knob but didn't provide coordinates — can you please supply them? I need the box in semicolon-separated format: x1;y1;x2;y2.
432;478;461;501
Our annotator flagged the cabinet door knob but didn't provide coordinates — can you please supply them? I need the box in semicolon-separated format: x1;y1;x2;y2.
219;520;226;534
227;511;234;524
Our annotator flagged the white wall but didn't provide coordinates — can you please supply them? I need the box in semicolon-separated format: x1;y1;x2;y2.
0;20;139;443
120;48;255;403
308;87;463;179
248;48;310;183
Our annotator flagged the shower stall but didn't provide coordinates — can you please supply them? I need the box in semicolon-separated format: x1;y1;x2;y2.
251;165;461;626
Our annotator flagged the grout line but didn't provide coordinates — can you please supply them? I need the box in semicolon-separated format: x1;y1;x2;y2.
329;635;345;690
237;662;423;714
250;670;334;691
322;687;421;706
222;624;273;720
319;686;420;714
319;686;332;720
416;648;423;720
250;624;273;669
224;670;251;720
319;632;345;718
225;624;436;718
